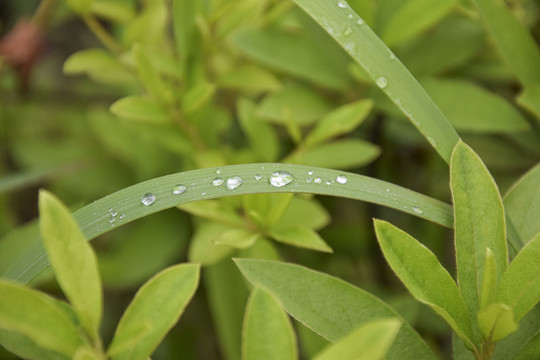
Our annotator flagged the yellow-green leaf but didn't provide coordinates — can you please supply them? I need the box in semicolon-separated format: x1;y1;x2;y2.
477;303;518;342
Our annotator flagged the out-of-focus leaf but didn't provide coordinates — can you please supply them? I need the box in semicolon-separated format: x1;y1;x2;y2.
237;238;281;262
108;264;200;359
188;221;236;266
0;281;82;357
243;193;294;229
234;259;437;360
179;200;243;227
313;318;401;360
269;227;332;253
214;0;266;38
182;82;216;114
214;229;260;249
256;85;332;126
133;44;170;103
232;28;351;89
90;0;135;22
374;220;475;348
477;303;518;342
423;78;530;133
39;191;102;340
218;65;281;92
66;0;93;14
110;96;170;124
63;49;134;85
172;0;198;71
511;330;540;360
0;329;70;360
122;0;167;47
242;288;297;360
305;100;373;146
274;196;330;231
517;84;540;122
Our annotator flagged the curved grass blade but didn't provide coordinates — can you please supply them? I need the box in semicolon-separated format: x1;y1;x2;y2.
292;0;460;162
2;163;452;284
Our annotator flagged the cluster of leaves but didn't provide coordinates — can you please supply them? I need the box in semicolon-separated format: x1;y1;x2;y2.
0;0;539;359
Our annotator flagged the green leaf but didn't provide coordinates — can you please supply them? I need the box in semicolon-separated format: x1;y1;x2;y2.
66;0;94;14
292;0;460;162
179;200;244;227
38;190;102;339
274;196;330;231
504;163;540;247
133;43;170;103
473;0;540;87
182;82;216;114
313;318;401;360
511;328;540;360
243;193;294;229
305;99;373;146
477;303;518;342
0;281;82;356
451;141;507;335
188;222;236;266
269;227;332;253
289;139;380;169
480;248;497;310
63;49;134;85
214;229;260;249
234;259;437;360
423;78;530;133
90;0;135;22
238;98;280;162
172;0;198;71
373;220;474;348
218;65;281;92
492;305;540;359
517;84;540;122
108;263;200;359
496;232;540;322
242;288;297;360
256;85;332;126
122;0;167;47
110;96;170;124
0;328;70;360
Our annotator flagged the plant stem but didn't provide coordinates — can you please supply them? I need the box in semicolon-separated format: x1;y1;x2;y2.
82;14;124;55
32;0;57;28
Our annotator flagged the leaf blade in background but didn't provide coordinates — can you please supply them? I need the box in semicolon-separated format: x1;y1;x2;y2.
288;140;380;169
242;288;297;360
234;259;438;360
38;190;102;340
269;227;332;253
517;85;540;122
110;96;170;124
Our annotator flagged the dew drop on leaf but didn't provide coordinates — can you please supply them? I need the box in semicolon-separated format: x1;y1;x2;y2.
255;174;262;181
337;1;347;8
356;18;364;25
413;206;424;215
226;176;243;190
173;184;187;195
212;177;224;186
376;76;388;89
314;177;322;184
336;175;348;184
269;171;295;187
141;193;155;206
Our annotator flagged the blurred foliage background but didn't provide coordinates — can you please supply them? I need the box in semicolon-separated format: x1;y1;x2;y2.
1;0;539;359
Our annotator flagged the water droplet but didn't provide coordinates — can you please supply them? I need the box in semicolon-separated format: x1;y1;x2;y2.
337;1;347;8
306;178;313;183
376;76;388;89
108;208;113;213
356;18;364;25
109;218;116;224
269;171;294;187
348;14;353;19
413;206;424;215
226;176;243;190
119;214;126;219
216;168;222;174
255;174;262;181
427;137;437;147
385;188;391;193
314;177;322;184
202;192;207;196
212;177;224;186
325;180;332;185
336;175;348;184
343;26;352;36
173;184;187;195
308;170;313;176
141;193;155;206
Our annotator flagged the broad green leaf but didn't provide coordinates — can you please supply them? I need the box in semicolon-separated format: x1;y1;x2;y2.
237;238;281;262
504;163;540;246
269;227;332;253
74;345;102;360
292;0;460;162
274;196;330;231
133;44;170;103
63;49;134;85
66;0;93;14
242;288;297;360
512;329;540;360
122;0;167;47
289;139;380;169
480;248;497;309
517;85;540;122
231;28;351;89
38;191;102;339
90;0;135;22
234;259;438;360
256;85;332;126
179;200;243;227
0;281;82;356
313;318;401;360
477;303;518;342
110;96;170;124
496;232;540;321
188;221;236;266
493;305;540;359
423;78;530;133
214;229;260;249
0;329;70;360
451;141;507;334
305;100;373;146
218;65;281;92
473;0;540;87
108;263;200;359
378;0;456;46
182;82;216;114
243;193;294;229
238;98;280;162
297;323;330;358
373;220;474;348
205;259;250;360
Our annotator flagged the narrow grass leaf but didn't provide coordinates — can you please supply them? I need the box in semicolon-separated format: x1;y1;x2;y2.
242;288;297;360
496;232;540;322
451;141;507;330
0;281;82;357
292;0;460;162
38;190;102;339
269;227;332;253
110;96;170;124
473;0;540;87
374;220;474;348
477;303;518;342
234;259;437;360
108;263;200;360
313;318;401;360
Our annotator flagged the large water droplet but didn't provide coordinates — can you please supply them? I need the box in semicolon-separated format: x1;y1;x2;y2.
226;176;243;190
336;175;348;184
173;184;187;195
325;180;332;185
337;1;347;8
376;76;388;89
212;177;224;186
269;171;294;187
412;206;424;215
308;170;313;176
141;193;155;206
356;18;364;25
314;177;322;184
216;168;222;174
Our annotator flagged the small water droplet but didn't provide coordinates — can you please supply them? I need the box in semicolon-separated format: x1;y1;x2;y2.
269;171;294;187
141;193;155;206
413;206;424;215
226;176;243;190
109;218;116;224
111;211;118;217
314;177;322;184
385;188;391;193
325;180;332;185
427;137;437;147
119;214;126;219
212;177;224;186
306;178;313;183
202;192;207;196
255;174;262;181
173;184;187;195
308;170;313;176
216;168;222;174
376;76;388;89
336;175;348;184
337;1;348;8
356;18;364;25
343;26;353;37
108;208;113;213
348;14;353;19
